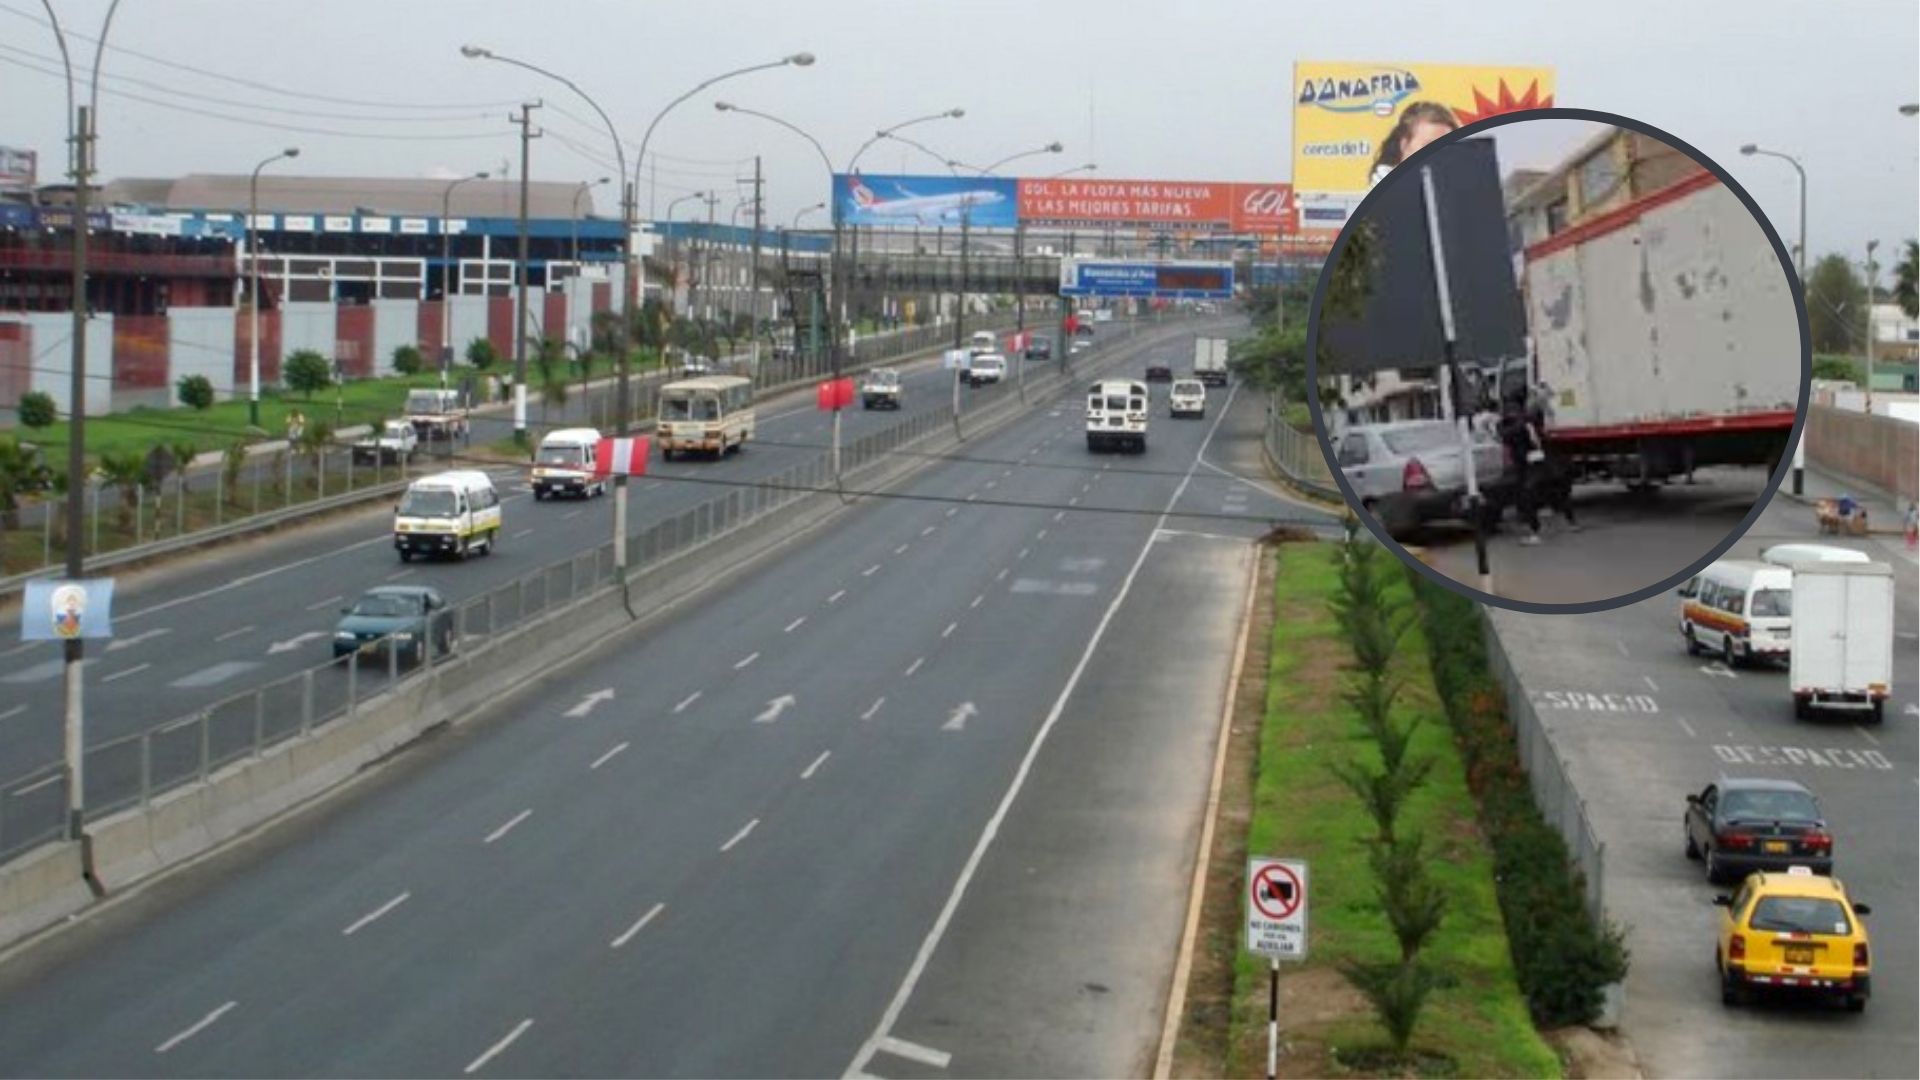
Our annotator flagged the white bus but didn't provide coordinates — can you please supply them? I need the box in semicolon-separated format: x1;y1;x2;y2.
657;375;755;459
1086;379;1149;453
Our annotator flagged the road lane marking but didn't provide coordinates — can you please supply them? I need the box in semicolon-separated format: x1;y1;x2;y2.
610;903;665;949
106;627;171;653
894;543;911;555
861;697;886;720
904;657;924;677
942;621;958;639
785;616;807;633
921;526;936;537
116;533;393;625
877;1036;952;1070
0;703;24;723
590;742;630;770
10;774;60;797
155;1001;237;1054
719;818;760;852
1615;641;1629;658
984;480;997;490
101;663;151;684
802;750;832;780
734;652;760;669
828;589;847;604
1643;676;1659;692
1053;511;1064;522
1854;725;1881;746
674;691;702;713
863;564;881;577
970;595;984;609
945;508;957;517
0;641;40;659
1672;715;1697;738
343;892;411;936
483;809;532;844
213;625;256;643
464;1018;533;1074
1068;496;1080;506
563;508;585;519
995;568;1009;582
305;595;343;612
845;381;1240;1080
966;493;978;502
1036;528;1048;540
386;569;416;581
511;529;534;540
1017;547;1029;560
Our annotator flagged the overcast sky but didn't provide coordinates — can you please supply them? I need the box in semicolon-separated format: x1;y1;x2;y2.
4;0;1914;269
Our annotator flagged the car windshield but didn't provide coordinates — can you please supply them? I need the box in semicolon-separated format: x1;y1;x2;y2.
539;445;589;467
351;595;420;618
1750;589;1792;618
1721;788;1820;823
867;372;898;386
1749;895;1851;936
1382;425;1459;453
1174;382;1203;394
399;489;459;517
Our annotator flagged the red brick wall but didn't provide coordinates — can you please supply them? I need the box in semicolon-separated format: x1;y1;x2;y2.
418;300;445;359
336;305;376;378
0;322;30;409
486;296;514;356
543;292;568;347
592;281;611;314
1805;404;1919;501
233;309;283;387
113;315;172;390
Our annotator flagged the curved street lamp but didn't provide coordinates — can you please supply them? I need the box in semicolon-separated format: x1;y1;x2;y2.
845;107;965;175
248;147;301;427
1739;143;1807;284
793;202;826;228
572;176;611;263
1048;162;1098;180
437;170;489;384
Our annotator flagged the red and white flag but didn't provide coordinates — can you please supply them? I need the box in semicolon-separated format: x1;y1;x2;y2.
593;435;651;478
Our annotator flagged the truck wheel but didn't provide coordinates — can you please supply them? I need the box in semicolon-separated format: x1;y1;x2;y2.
1793;697;1811;721
1869;700;1885;725
399;549;413;563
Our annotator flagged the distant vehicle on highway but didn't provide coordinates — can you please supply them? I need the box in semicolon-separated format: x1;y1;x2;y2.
353;420;419;465
1070;337;1092;356
1686;777;1834;883
395;470;502;561
679;355;715;377
1676;560;1792;667
333;585;455;665
969;330;998;356
1192;336;1230;386
531;427;607;500
1789;561;1894;722
861;368;903;410
1335;420;1505;539
1714;866;1871;1011
657;375;755;459
1025;336;1053;361
966;353;1007;387
404;388;468;442
1144;359;1174;382
1086;379;1148;453
1169;378;1206;419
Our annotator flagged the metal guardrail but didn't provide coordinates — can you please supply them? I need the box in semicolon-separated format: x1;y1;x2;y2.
1260;396;1341;501
0;316;1136;862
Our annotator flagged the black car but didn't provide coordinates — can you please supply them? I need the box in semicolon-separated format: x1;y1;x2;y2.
1144;361;1174;382
1025;337;1053;361
333;585;456;665
1686;777;1834;883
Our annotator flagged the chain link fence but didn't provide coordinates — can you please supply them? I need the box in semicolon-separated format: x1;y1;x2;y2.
1261;394;1340;500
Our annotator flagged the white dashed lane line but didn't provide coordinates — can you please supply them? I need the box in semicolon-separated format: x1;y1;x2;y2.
213;625;255;643
610;903;665;949
785;616;807;633
590;742;630;770
863;565;881;577
734;652;760;670
673;691;702;714
464;1019;533;1075
719;818;760;853
802;750;832;780
828;589;847;604
342;891;411;936
942;622;958;639
154;1001;237;1055
904;657;925;677
101;663;151;684
862;697;886;720
483;809;532;845
305;595;343;612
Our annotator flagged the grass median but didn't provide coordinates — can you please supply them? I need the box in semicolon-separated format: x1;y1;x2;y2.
1227;542;1558;1078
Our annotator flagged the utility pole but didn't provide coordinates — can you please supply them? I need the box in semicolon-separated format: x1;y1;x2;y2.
749;156;764;371
511;101;542;446
953;203;971;349
1865;240;1879;415
63;104;92;857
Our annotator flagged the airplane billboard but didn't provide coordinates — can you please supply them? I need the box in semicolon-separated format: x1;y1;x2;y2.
832;173;1017;228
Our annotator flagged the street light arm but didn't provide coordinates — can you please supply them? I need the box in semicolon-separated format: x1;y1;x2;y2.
715;103;835;180
845;107;965;174
632;57;807;208
461;48;627;191
85;0;124;119
36;0;74;142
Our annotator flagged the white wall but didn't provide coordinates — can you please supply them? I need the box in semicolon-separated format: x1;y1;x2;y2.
168;307;236;401
280;301;337;371
448;295;490;357
372;299;420;374
24;313;116;417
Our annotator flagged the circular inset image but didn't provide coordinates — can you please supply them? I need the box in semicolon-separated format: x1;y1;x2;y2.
1304;108;1811;613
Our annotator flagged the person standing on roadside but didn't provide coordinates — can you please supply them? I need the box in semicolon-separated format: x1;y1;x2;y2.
1497;385;1544;546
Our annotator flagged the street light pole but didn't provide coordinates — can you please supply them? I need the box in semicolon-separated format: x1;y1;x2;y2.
439;170;487;388
248;148;300;428
572;176;609;265
1866;240;1879;414
1738;144;1807;284
665;191;706;319
510;102;542;447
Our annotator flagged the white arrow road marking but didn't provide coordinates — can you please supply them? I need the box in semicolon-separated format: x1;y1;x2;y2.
611;903;665;949
464;1019;532;1075
563;688;615;718
943;702;977;732
155;1001;237;1054
267;631;328;655
106;628;170;653
755;695;797;724
342;892;411;936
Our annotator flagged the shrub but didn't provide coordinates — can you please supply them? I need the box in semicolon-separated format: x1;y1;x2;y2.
175;374;216;411
1339;959;1454;1060
283;349;333;399
392;343;424;376
1370;833;1449;962
222;440;248;504
16;390;56;429
466;337;500;370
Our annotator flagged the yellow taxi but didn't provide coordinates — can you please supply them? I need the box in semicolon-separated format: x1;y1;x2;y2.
1714;866;1872;1011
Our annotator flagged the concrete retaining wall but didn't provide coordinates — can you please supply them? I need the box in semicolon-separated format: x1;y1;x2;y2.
1804;403;1919;502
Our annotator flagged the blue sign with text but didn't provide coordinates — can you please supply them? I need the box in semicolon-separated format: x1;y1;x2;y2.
1060;261;1234;299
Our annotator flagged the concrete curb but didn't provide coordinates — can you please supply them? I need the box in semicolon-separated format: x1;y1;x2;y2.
0;318;1191;955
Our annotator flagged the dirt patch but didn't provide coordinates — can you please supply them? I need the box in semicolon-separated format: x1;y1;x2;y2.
1547;1027;1643;1080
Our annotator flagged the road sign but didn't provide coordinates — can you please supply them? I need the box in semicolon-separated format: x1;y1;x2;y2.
1246;857;1308;959
1058;259;1234;299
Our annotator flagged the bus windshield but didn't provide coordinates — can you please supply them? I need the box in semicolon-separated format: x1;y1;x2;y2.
661;394;722;422
399;489;459;517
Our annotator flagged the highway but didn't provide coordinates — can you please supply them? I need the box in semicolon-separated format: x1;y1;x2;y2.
1488;491;1918;1079
0;320;1190;854
0;325;1336;1076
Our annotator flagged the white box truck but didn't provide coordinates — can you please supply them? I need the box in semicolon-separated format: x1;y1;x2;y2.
1193;337;1230;386
1789;561;1895;722
1521;171;1799;485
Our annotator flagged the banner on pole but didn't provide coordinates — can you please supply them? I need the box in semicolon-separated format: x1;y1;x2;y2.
593;436;651;478
21;579;115;641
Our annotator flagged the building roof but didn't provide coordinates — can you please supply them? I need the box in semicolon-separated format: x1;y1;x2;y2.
104;174;600;219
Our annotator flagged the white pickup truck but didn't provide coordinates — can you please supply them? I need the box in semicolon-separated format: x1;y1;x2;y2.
353;420;420;465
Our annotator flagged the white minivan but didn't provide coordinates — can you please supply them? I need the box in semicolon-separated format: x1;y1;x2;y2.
1169;378;1207;419
531;427;607;500
395;470;503;562
1676;559;1794;666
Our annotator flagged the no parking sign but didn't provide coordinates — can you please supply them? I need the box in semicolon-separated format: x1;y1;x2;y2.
1246;856;1308;960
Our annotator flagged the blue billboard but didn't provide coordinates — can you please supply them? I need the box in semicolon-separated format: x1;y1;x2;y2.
1060;261;1235;299
832;173;1017;229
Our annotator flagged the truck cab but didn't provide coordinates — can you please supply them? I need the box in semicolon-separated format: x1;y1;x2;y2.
861;368;903;409
405;388;469;442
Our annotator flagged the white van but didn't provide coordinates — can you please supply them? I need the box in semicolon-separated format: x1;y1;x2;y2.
1761;543;1871;568
395;470;502;562
1169;378;1207;419
969;330;998;356
1086;379;1149;453
531;428;606;500
1676;559;1793;666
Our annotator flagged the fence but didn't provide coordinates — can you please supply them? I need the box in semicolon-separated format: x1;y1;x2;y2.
1261;395;1340;500
1481;615;1608;924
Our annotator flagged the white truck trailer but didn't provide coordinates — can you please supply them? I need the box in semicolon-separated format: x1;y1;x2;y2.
1520;170;1799;485
1788;561;1894;722
1192;336;1230;386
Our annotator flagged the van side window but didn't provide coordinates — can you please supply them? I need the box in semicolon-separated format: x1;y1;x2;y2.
1725;591;1745;616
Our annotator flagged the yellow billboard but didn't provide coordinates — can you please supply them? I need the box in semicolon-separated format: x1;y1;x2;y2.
1291;61;1554;234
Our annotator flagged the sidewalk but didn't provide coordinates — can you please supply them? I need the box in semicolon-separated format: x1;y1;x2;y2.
1778;462;1917;566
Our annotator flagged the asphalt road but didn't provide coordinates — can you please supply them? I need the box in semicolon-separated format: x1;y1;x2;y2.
1413;464;1775;605
0;316;1206;853
1487;490;1918;1079
0;336;1337;1076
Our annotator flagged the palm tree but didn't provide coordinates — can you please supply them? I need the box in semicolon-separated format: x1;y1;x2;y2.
533;338;569;429
0;435;49;532
95;451;147;534
168;440;198;529
1896;239;1918;319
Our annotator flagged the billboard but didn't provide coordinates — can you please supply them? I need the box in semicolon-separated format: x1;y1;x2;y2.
0;145;36;192
833;173;1017;228
1059;260;1234;299
1017;178;1293;233
1291;61;1554;234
